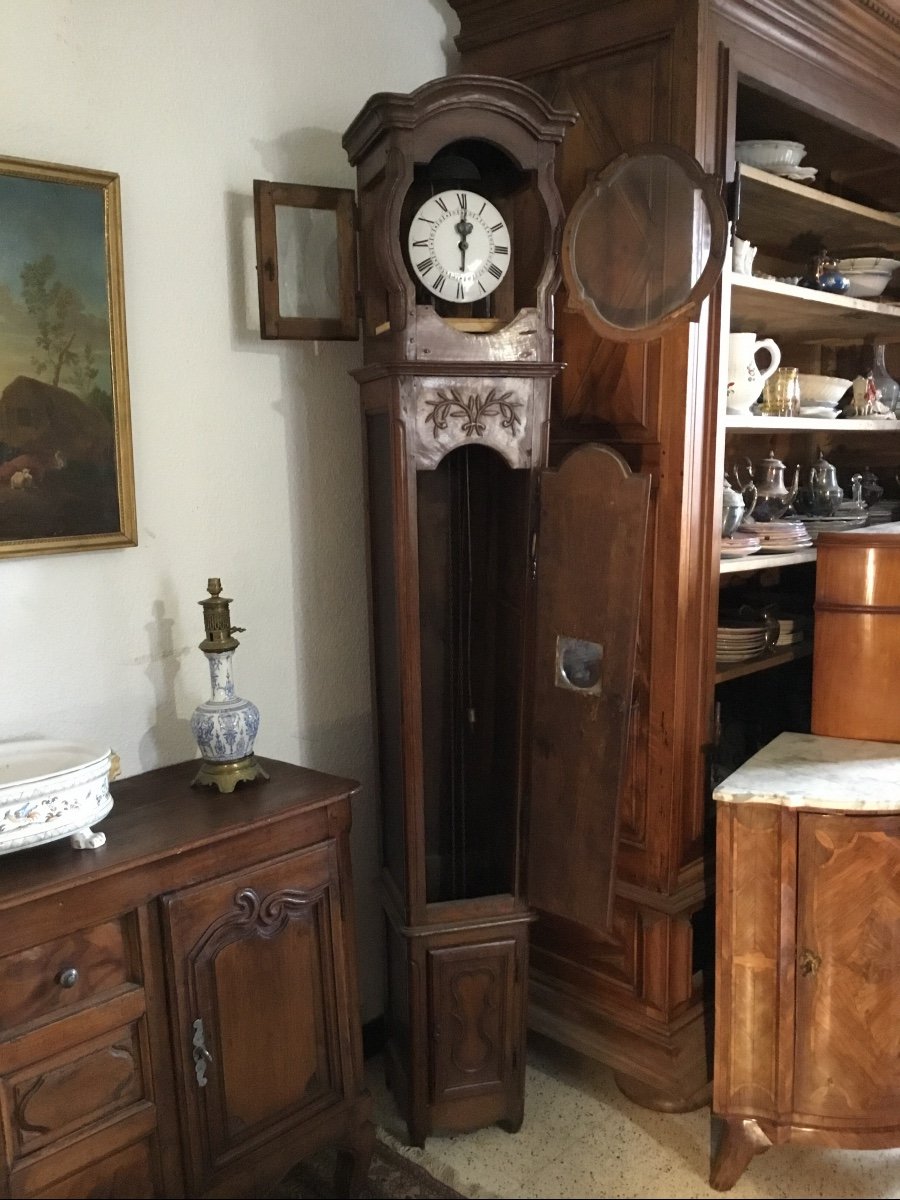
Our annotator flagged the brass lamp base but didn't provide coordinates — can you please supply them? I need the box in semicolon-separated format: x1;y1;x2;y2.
191;755;270;793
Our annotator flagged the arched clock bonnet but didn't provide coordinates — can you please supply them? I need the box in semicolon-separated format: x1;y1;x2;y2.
341;74;577;366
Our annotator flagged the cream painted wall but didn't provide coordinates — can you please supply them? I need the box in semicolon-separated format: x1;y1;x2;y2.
0;0;459;1021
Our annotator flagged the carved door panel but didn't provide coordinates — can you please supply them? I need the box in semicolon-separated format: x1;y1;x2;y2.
161;843;350;1194
794;811;900;1124
428;935;525;1108
529;443;651;932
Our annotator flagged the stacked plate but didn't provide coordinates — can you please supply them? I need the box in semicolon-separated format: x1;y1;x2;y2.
720;530;762;559
754;519;814;552
775;614;812;647
796;513;868;541
716;619;770;662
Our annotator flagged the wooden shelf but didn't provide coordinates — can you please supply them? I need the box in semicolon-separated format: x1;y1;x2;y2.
719;547;817;575
730;275;900;341
715;640;813;684
724;414;900;432
736;164;900;256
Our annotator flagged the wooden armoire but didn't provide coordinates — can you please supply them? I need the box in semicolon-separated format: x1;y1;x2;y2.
448;0;900;1112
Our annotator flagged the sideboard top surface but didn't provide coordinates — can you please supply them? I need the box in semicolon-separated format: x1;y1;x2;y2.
0;757;359;909
713;731;900;811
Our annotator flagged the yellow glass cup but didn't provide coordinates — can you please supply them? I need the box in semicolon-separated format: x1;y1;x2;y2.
761;366;800;417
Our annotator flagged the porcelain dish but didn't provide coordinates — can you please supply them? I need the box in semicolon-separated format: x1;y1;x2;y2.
0;739;114;855
734;139;805;168
797;373;853;407
836;257;900;298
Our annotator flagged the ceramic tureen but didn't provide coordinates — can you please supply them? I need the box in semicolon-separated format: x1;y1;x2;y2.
0;739;114;855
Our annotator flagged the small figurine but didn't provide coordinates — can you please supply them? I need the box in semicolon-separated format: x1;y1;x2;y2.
849;373;898;419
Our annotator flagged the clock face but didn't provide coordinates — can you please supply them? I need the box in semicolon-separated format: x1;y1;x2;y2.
407;190;511;303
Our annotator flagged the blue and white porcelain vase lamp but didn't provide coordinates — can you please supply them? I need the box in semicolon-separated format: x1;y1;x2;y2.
190;577;268;792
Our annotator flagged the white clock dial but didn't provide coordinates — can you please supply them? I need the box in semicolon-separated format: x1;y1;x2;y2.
407;189;511;303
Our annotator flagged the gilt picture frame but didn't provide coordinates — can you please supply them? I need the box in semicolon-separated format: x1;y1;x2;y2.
0;155;136;559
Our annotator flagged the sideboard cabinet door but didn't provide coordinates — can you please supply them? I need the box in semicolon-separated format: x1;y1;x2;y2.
161;842;355;1196
794;810;900;1124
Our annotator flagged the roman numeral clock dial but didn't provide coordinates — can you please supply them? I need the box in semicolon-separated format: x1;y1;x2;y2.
407;190;510;303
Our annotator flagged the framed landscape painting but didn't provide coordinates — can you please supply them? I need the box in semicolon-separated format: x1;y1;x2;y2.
0;156;136;558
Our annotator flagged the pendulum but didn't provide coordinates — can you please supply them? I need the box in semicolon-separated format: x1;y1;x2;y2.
190;577;269;792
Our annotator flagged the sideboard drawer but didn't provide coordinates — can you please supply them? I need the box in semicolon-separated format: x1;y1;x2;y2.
0;919;134;1033
3;1020;151;1161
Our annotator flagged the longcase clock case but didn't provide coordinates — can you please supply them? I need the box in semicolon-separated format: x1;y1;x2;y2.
341;75;578;1148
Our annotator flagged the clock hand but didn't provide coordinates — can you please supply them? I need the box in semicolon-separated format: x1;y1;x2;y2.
455;217;473;272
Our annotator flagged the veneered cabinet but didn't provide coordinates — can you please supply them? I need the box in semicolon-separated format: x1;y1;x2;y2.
713;784;900;1189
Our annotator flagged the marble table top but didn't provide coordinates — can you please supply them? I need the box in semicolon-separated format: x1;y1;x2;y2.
713;730;900;811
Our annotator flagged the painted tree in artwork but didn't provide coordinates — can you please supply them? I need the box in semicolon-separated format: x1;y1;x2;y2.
20;254;98;395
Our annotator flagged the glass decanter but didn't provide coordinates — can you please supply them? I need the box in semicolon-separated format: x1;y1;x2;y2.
871;342;899;412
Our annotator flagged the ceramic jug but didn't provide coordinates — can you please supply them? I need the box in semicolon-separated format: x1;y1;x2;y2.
726;332;782;415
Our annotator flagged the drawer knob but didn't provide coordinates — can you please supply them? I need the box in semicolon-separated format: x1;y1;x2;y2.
57;967;79;988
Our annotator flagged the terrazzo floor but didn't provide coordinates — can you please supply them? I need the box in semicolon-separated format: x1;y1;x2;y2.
367;1033;900;1199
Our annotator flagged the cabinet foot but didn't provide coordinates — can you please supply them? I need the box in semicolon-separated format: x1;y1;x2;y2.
498;1108;525;1134
612;1070;710;1112
710;1117;772;1190
334;1096;376;1198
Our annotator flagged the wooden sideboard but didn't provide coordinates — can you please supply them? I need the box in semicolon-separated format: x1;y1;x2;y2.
0;757;374;1199
711;732;900;1190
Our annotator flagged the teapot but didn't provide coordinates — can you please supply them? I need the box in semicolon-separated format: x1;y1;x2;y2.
722;473;756;537
733;450;800;522
802;448;844;516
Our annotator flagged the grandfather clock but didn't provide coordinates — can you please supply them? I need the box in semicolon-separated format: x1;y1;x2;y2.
339;75;576;1146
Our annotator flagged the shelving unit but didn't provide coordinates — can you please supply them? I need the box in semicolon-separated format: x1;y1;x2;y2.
715;85;900;814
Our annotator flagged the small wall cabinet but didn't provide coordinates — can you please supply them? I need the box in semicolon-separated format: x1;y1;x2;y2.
712;732;900;1190
0;758;373;1199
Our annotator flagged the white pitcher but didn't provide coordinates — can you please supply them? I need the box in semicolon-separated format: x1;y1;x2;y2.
726;332;781;415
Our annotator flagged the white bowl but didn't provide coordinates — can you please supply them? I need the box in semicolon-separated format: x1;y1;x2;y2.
836;258;900;299
735;139;806;169
0;739;113;855
797;373;853;407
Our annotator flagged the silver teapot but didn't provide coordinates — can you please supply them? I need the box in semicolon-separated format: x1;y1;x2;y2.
733;451;799;522
722;473;756;537
802;448;844;516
